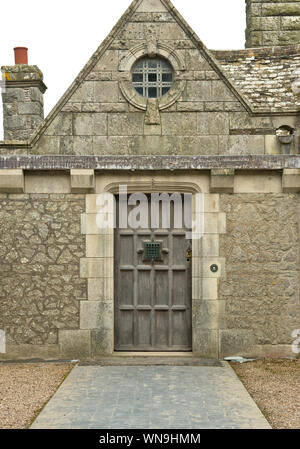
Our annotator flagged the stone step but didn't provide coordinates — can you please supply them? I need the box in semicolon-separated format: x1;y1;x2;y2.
79;357;223;367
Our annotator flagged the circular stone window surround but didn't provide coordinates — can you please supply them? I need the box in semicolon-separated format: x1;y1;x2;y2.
119;42;186;111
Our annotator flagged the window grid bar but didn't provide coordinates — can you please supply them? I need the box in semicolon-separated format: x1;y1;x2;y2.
132;58;173;99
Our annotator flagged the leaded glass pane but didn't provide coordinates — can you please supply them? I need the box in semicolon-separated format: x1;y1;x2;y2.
132;73;143;82
148;73;157;82
148;87;157;98
162;73;172;82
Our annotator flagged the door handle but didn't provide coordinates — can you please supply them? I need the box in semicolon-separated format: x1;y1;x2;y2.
186;248;192;261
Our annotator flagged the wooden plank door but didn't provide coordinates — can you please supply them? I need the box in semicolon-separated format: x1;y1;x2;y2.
114;195;192;351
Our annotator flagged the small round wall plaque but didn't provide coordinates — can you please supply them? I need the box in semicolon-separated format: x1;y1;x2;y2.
210;264;218;273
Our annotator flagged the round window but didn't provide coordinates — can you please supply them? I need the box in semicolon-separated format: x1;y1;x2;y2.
132;57;173;99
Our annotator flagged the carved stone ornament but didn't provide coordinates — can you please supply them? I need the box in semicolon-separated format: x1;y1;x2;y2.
144;24;159;57
145;99;161;125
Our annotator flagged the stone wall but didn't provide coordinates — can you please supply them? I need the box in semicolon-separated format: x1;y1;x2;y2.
0;193;86;349
219;193;300;356
0;0;299;360
246;0;300;47
0;169;299;359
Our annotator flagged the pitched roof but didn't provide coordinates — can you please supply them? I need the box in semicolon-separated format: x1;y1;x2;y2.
26;0;300;148
213;45;300;114
28;0;252;147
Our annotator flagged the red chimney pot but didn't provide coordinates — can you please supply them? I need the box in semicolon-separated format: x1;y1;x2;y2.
14;47;28;65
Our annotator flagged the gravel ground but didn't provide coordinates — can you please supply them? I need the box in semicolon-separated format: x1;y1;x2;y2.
231;358;300;429
0;362;74;429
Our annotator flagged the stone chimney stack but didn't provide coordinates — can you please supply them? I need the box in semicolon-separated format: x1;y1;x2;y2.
246;0;300;48
1;48;47;141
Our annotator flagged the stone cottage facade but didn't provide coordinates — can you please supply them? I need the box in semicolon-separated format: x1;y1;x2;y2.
0;0;300;360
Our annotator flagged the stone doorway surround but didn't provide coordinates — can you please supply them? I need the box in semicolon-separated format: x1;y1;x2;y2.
59;173;226;359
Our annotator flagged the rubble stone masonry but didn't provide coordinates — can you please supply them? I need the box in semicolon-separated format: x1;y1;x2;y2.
0;193;86;347
219;193;300;356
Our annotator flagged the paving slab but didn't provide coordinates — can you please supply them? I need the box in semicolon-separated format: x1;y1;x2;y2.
31;362;271;429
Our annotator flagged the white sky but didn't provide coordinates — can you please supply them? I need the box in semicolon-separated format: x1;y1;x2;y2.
0;0;246;139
